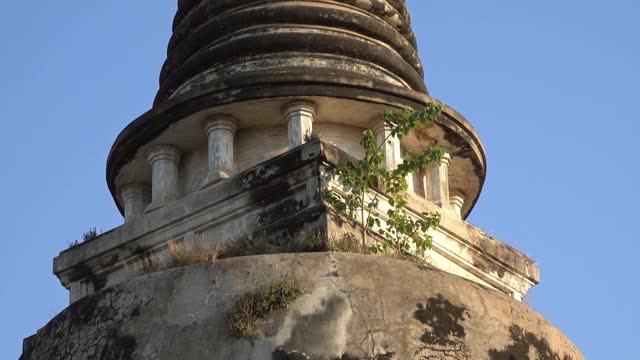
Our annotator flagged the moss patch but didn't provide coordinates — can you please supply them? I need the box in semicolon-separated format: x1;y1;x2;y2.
227;279;305;338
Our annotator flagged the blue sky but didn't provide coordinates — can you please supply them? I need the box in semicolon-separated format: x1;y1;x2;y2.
0;1;636;358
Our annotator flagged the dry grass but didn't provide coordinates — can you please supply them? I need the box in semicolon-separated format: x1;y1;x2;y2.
227;278;305;338
67;227;101;249
327;234;372;254
125;240;220;275
82;228;100;242
128;232;428;276
166;241;220;269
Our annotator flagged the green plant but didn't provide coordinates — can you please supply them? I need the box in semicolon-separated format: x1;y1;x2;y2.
66;240;80;249
82;228;100;242
67;227;101;248
326;104;446;256
227;278;305;338
124;250;161;274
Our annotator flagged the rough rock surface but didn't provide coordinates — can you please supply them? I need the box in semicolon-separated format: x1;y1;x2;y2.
22;253;582;360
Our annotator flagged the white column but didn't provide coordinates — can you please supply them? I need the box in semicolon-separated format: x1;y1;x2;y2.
201;115;237;188
408;169;427;198
146;145;181;210
121;184;150;223
370;119;401;170
284;101;316;149
426;152;452;207
450;192;466;219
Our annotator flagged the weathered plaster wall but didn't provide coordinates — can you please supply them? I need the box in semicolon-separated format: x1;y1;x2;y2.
56;142;535;304
179;145;208;196
22;253;582;360
235;126;289;171
316;123;366;160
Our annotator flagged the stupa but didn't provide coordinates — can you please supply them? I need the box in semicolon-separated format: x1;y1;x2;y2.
21;1;583;359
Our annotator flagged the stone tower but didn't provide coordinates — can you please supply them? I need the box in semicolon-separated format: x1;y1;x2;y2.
21;1;583;359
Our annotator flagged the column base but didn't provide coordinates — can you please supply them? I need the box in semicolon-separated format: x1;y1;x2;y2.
200;170;231;190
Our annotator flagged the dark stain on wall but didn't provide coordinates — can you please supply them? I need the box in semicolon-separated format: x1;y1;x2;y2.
254;204;327;245
472;255;506;279
68;288;111;327
68;263;108;292
258;199;306;226
488;325;573;360
97;329;137;360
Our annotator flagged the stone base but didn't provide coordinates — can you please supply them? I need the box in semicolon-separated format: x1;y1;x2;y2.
200;170;231;190
22;253;582;360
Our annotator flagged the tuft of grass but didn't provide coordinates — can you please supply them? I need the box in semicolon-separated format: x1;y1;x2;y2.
67;240;80;249
68;227;102;249
125;250;161;274
82;228;100;242
227;278;305;338
166;241;220;269
126;241;220;275
327;234;372;254
218;234;272;259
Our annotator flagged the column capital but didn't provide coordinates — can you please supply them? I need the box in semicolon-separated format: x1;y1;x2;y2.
146;145;181;166
369;116;401;170
449;191;466;219
121;183;151;223
427;151;451;208
284;100;317;149
203;114;237;136
282;100;317;122
450;192;466;208
121;184;149;201
369;117;391;134
441;152;452;168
